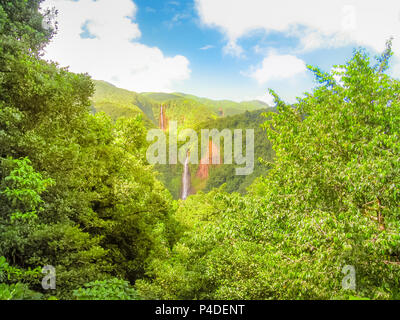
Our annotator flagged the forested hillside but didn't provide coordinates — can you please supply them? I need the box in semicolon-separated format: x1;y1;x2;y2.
92;81;268;130
0;1;399;301
141;91;269;117
91;80;157;126
136;46;400;300
172;93;269;116
153;109;276;199
194;109;276;194
0;0;174;299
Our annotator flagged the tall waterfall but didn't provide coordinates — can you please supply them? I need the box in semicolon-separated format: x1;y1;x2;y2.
181;152;191;200
159;105;165;130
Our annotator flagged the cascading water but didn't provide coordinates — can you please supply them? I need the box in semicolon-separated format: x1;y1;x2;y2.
181;151;191;200
160;105;164;130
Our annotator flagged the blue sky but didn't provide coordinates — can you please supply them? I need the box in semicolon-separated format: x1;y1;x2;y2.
42;0;400;104
133;0;356;102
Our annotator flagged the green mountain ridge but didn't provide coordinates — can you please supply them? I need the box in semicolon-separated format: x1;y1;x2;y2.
91;80;274;199
175;92;269;115
3;1;400;302
91;80;270;128
91;80;157;127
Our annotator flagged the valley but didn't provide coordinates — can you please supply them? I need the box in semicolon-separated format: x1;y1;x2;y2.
1;0;399;301
91;80;274;199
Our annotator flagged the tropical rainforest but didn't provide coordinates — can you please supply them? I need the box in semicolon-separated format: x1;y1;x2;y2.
0;0;399;300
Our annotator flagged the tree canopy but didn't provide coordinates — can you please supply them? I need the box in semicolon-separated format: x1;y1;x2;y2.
0;0;399;301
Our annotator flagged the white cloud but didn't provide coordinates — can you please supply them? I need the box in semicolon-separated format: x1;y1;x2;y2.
200;44;215;50
41;0;191;92
166;12;191;29
250;52;307;84
223;39;244;57
253;93;275;106
195;0;400;56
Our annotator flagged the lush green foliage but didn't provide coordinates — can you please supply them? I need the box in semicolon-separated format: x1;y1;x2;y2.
73;278;139;300
159;99;218;129
92;81;268;132
175;93;269;116
142;92;268;117
136;45;400;300
154;109;276;199
92;80;157;127
196;109;275;194
0;256;42;300
1;157;54;222
0;0;398;301
0;0;174;299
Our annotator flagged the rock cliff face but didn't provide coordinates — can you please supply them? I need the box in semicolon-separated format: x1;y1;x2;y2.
196;140;221;179
159;105;168;131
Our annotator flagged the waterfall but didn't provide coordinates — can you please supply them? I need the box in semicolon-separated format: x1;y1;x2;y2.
160;105;164;130
181;151;191;200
